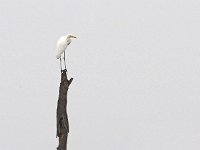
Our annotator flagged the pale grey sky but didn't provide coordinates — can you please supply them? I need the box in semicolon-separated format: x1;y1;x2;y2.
1;0;200;150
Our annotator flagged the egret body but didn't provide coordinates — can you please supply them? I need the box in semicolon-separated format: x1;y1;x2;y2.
56;34;77;70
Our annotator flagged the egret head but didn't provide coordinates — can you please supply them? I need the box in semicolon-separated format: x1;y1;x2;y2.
67;34;77;39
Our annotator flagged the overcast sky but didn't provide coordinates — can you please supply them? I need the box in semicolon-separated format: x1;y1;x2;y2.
0;0;200;150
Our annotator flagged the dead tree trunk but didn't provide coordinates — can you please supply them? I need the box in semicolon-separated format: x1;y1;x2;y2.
56;69;73;150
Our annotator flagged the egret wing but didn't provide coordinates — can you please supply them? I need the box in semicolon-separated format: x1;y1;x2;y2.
56;37;68;59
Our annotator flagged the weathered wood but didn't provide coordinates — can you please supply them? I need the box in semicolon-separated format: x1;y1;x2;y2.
56;69;73;150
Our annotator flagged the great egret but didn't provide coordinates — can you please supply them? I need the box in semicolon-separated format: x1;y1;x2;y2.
56;34;77;71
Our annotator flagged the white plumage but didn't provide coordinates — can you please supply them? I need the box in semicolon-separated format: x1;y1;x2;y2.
56;34;77;59
56;34;77;71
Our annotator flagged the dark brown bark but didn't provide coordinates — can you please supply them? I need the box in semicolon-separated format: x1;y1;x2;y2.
56;69;73;150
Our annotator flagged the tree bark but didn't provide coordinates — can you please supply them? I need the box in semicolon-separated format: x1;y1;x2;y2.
56;69;73;150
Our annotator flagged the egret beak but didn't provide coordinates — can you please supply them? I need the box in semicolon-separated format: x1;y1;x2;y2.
71;35;77;38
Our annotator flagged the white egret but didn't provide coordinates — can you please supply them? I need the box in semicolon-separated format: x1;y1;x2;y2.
56;34;77;71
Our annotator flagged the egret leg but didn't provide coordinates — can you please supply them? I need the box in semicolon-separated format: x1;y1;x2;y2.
60;58;62;72
64;51;67;72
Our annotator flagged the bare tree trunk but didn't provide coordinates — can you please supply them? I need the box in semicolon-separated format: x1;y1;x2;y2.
56;69;73;150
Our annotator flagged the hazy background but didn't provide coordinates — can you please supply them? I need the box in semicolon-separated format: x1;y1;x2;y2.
0;0;200;150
